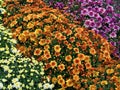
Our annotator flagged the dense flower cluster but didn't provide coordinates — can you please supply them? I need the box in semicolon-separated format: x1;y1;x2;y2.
0;0;120;89
44;0;120;58
0;24;53;90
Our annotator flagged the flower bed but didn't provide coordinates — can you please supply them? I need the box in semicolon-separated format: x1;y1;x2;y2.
44;0;120;58
0;0;120;90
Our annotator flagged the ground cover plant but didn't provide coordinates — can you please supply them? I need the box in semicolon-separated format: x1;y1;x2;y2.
0;0;120;89
44;0;120;58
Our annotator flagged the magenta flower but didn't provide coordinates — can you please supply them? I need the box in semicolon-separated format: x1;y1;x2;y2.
110;32;117;38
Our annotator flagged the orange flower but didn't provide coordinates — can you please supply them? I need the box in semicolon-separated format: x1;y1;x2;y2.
84;56;90;63
50;60;57;68
44;54;51;59
26;0;33;3
58;79;65;86
35;29;42;35
67;44;72;50
77;53;85;60
101;80;108;85
116;64;120;69
18;46;26;54
103;50;110;58
89;48;96;55
73;75;80;81
34;48;42;56
18;34;27;42
65;55;72;62
27;22;34;29
39;39;46;46
44;45;50;50
72;68;80;75
69;37;75;43
58;64;65;71
44;25;51;33
66;79;73;87
57;75;63;80
73;48;79;53
106;68;114;75
54;45;61;52
73;58;81;65
10;20;17;27
29;32;37;41
89;85;96;90
85;63;92;69
52;77;57;84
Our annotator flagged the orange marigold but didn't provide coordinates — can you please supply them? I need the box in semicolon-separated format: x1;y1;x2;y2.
34;48;42;56
73;58;81;65
77;53;85;60
89;48;96;55
50;60;57;69
106;68;114;75
58;79;65;86
89;85;96;90
58;64;65;71
66;79;73;87
54;45;61;52
65;55;72;62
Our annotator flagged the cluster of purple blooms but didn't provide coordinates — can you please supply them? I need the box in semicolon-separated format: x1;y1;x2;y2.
44;0;120;58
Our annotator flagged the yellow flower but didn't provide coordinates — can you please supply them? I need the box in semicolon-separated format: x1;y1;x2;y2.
101;80;108;85
106;68;114;75
65;55;72;62
50;60;57;69
34;48;42;56
89;85;96;90
66;79;73;87
54;45;61;52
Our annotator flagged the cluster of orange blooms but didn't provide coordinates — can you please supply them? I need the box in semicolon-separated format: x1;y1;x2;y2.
2;0;120;89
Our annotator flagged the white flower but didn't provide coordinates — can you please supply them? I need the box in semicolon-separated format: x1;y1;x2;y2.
7;84;13;90
2;79;7;82
12;78;19;83
29;80;34;86
0;48;5;51
13;82;21;89
43;83;50;90
49;84;54;90
38;83;42;88
40;71;44;75
0;82;3;89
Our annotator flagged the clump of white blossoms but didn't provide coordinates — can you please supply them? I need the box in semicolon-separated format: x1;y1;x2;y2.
0;24;54;90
